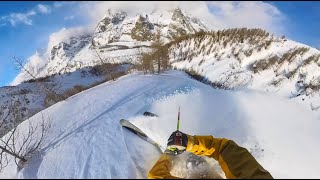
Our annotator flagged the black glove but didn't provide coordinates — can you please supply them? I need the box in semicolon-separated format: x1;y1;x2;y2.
166;130;188;155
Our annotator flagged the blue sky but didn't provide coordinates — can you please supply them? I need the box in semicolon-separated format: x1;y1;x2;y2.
0;1;319;87
269;1;320;48
0;2;90;87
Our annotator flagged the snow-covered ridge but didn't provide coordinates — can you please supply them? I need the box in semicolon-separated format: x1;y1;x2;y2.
167;29;320;110
12;7;207;85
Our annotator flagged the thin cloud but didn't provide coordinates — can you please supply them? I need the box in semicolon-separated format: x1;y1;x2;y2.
64;15;75;21
53;2;64;8
1;10;36;26
206;1;285;35
0;3;52;27
54;2;77;8
37;4;51;14
47;26;91;51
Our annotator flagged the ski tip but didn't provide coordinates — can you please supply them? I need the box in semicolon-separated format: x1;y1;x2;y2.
120;119;130;125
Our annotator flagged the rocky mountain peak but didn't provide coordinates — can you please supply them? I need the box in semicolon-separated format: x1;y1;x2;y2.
92;7;208;46
13;7;208;84
95;9;127;33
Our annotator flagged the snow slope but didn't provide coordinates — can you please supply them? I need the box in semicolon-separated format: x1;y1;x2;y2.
1;70;320;178
168;31;320;112
0;64;129;137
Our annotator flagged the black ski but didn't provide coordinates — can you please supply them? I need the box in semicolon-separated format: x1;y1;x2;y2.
120;119;164;153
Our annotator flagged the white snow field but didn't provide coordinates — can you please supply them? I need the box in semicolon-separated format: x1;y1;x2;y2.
1;70;320;178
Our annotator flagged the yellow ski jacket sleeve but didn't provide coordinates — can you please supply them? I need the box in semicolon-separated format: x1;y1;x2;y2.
148;135;273;179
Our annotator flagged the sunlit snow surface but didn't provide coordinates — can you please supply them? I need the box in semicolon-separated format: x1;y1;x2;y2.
1;70;319;178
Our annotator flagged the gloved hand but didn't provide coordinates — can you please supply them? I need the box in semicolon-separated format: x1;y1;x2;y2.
165;130;188;155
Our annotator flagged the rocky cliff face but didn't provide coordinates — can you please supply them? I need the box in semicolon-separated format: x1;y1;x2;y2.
92;8;207;47
47;35;92;75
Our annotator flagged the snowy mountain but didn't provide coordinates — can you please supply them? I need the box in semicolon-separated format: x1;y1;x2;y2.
3;4;320;179
92;8;207;46
47;35;92;75
1;70;320;178
12;7;320;113
12;8;207;85
11;7;320;114
167;29;320;111
3;3;320;179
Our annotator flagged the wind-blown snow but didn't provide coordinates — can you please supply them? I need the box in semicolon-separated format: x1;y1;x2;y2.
1;70;319;178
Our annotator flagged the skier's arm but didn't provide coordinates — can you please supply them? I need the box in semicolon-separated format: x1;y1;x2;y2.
186;135;273;179
148;153;181;179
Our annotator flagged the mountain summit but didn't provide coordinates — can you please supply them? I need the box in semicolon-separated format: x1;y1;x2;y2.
92;8;207;46
12;8;207;85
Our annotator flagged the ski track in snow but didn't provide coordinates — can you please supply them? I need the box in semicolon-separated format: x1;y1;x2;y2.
1;70;320;178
